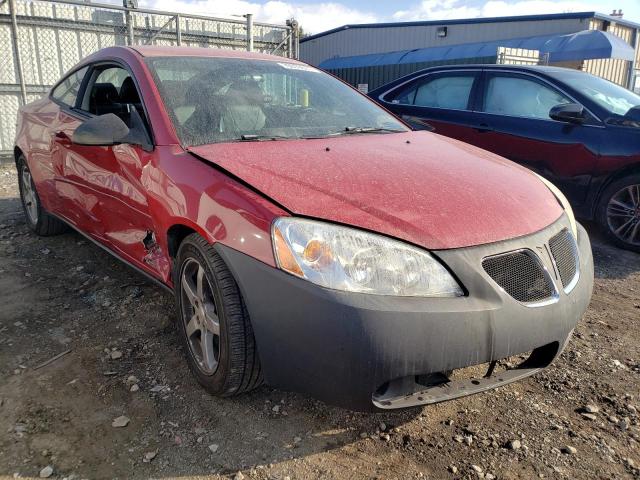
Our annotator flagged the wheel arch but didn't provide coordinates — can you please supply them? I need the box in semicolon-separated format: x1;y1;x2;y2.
167;223;202;258
14;145;23;161
593;163;640;215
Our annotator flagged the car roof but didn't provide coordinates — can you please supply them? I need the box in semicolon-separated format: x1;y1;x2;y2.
424;64;576;74
394;64;591;85
127;45;299;63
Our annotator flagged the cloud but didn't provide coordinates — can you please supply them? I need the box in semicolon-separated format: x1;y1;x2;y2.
138;0;377;34
393;0;481;21
106;0;639;34
392;0;640;22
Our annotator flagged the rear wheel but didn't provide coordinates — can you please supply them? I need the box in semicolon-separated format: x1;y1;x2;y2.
174;233;262;396
17;155;67;236
597;173;640;253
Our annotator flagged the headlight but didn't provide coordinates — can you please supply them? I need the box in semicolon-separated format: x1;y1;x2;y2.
272;217;463;297
535;173;578;238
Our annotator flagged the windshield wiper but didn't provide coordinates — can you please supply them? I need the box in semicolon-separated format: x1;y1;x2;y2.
238;134;289;141
330;126;406;136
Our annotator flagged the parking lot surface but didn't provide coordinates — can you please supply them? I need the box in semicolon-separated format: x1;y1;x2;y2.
0;162;639;479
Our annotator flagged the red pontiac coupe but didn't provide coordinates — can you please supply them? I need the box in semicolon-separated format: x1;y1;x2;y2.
14;46;593;411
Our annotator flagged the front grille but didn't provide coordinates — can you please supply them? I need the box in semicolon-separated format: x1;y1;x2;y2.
549;228;579;291
482;250;556;304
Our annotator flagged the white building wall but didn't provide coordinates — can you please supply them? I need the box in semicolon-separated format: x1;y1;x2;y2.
300;17;589;66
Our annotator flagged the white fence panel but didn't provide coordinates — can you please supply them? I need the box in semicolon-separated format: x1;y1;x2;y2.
0;0;296;156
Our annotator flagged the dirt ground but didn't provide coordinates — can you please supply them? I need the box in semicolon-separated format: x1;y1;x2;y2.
0;161;639;480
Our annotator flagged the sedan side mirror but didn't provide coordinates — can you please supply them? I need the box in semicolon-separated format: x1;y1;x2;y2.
401;115;436;132
72;111;152;151
549;103;586;124
72;113;130;146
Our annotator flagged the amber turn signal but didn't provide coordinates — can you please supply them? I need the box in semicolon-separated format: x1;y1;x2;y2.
273;226;304;277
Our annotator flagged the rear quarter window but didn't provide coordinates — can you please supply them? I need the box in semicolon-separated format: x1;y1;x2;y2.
386;73;476;110
51;67;88;107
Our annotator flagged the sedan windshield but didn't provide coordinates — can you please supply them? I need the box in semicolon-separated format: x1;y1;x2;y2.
559;71;640;116
146;56;407;146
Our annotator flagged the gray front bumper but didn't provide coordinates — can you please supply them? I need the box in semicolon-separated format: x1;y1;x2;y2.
217;214;594;412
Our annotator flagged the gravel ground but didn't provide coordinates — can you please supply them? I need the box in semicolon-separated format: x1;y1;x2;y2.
0;161;639;480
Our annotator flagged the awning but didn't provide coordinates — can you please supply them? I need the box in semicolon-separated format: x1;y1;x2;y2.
319;29;636;70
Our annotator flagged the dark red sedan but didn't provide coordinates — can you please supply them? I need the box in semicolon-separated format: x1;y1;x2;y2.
14;46;593;411
369;65;640;252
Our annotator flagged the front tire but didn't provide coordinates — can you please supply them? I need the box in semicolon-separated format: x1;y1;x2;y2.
17;155;67;236
596;173;640;253
174;233;262;396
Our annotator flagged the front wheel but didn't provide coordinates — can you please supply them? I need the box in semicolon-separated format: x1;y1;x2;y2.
17;155;67;236
174;233;262;396
596;173;640;253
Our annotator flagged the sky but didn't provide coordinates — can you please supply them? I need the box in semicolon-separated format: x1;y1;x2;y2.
137;0;640;34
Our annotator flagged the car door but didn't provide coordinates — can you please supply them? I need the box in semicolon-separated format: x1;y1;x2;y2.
469;71;603;207
52;62;162;276
29;66;89;216
379;70;483;144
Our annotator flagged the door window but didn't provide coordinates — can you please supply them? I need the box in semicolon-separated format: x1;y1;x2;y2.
51;67;88;107
388;74;476;110
80;66;143;118
483;75;571;120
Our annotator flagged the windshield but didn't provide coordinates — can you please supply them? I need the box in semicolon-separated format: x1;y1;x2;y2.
559;71;640;116
146;56;407;146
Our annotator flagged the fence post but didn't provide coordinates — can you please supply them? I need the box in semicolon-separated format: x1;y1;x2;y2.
286;18;299;59
125;7;134;45
245;13;253;52
291;19;299;59
175;14;182;46
8;0;27;105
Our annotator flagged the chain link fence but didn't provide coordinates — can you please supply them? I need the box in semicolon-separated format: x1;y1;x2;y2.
0;0;298;157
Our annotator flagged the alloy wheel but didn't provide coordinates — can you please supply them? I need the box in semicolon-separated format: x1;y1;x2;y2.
20;167;39;225
180;258;221;375
606;183;640;247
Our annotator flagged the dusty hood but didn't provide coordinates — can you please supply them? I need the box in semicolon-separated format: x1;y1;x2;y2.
189;131;563;250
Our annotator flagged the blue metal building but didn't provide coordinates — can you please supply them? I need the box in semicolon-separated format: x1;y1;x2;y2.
300;12;640;92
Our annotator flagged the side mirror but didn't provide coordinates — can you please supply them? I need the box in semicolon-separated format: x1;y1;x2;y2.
401;115;436;132
549;103;586;124
72;111;152;151
72;113;130;146
624;105;640;122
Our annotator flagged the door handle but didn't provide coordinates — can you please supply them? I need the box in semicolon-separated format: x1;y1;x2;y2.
474;123;493;133
53;131;72;146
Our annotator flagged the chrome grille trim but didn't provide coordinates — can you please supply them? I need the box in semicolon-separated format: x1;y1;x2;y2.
549;228;580;294
482;248;559;308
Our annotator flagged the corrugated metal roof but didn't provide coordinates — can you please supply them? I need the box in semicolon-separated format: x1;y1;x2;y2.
302;11;640;43
318;30;636;69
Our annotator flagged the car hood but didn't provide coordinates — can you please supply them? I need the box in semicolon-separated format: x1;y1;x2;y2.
188;131;563;250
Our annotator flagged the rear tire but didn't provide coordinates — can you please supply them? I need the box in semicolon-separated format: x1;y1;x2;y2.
174;233;262;396
596;174;640;253
17;155;67;236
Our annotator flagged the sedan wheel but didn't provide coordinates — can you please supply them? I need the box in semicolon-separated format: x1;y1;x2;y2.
598;174;640;253
180;258;221;375
606;184;640;247
174;233;263;395
20;167;39;225
17;155;67;236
